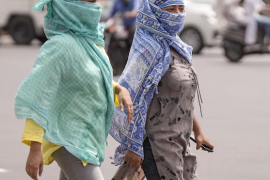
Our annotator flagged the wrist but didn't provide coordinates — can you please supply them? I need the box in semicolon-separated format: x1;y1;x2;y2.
127;149;142;159
193;129;203;137
30;141;42;152
115;84;122;94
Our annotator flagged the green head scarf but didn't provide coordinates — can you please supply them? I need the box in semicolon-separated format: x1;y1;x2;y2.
34;0;105;45
15;0;114;166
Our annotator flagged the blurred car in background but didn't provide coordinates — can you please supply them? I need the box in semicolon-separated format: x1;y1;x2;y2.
100;0;220;75
180;0;220;54
102;0;220;54
0;0;46;44
0;0;111;45
0;0;220;54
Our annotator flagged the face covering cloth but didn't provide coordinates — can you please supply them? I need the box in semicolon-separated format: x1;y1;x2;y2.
109;0;193;166
14;0;114;166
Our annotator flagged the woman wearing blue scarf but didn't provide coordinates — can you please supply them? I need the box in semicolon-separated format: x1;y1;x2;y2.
14;0;134;180
110;0;214;179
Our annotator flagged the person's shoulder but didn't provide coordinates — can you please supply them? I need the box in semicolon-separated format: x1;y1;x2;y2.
135;31;162;49
43;34;77;51
36;34;80;66
40;34;82;60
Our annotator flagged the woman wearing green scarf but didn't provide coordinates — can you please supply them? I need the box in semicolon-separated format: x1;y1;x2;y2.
14;0;133;179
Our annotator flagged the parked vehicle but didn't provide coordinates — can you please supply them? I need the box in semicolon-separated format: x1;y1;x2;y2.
179;0;220;54
100;0;135;75
220;22;269;62
103;17;131;75
0;0;47;44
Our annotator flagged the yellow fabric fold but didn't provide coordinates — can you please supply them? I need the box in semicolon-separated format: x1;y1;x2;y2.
113;81;120;107
21;119;44;146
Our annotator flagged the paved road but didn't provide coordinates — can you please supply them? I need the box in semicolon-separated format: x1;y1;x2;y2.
0;41;270;180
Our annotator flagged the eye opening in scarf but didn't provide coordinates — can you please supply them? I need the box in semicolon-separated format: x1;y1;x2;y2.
162;5;185;14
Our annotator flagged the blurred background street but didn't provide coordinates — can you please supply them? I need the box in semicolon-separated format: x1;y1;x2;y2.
1;36;270;180
1;0;270;180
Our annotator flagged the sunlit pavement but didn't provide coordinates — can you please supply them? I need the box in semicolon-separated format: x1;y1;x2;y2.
1;38;270;180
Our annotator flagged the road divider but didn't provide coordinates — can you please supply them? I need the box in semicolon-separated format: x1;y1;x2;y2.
0;168;9;173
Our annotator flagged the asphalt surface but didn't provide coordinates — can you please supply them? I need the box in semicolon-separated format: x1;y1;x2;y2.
0;37;270;180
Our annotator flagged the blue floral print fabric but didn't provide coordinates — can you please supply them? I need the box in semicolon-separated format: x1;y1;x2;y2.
109;0;193;165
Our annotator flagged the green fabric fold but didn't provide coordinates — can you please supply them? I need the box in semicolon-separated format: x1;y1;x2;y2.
15;0;114;166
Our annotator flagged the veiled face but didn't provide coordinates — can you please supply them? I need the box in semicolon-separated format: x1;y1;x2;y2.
162;5;185;14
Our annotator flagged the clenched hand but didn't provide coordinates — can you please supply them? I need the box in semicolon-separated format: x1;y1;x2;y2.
125;149;142;172
26;142;43;180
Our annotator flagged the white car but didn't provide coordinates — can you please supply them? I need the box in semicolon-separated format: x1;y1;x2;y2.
180;0;220;54
0;0;46;44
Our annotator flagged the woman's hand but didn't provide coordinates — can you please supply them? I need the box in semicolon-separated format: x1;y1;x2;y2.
26;142;43;180
125;149;142;172
124;10;137;19
193;115;214;152
116;85;134;123
194;133;214;152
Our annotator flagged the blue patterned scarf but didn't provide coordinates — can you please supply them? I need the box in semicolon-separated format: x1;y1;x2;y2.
109;0;193;165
